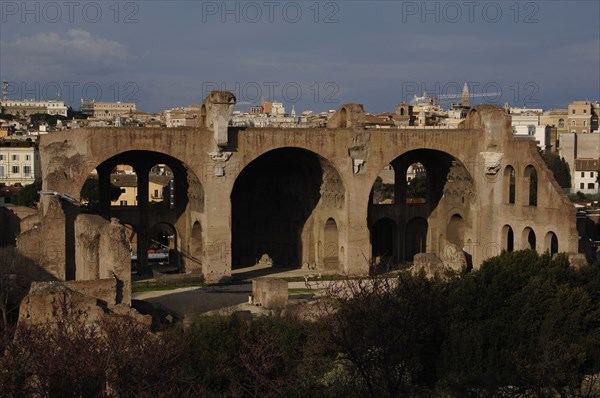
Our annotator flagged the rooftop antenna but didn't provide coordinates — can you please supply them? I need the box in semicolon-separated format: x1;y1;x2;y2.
2;81;9;100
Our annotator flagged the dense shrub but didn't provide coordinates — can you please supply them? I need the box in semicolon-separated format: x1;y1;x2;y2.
1;250;599;397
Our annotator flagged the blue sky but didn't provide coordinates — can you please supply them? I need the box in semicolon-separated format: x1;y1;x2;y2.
1;0;599;113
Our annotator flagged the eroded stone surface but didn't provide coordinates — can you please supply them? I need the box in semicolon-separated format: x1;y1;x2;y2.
252;278;288;309
412;253;448;278
99;218;131;305
13;95;580;301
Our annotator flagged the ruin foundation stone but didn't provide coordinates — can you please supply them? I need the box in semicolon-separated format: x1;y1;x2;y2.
252;278;288;309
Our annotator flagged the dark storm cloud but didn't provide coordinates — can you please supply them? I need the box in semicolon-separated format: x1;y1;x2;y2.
1;1;598;112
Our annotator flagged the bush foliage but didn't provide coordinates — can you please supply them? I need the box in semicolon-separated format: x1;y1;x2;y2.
1;250;599;397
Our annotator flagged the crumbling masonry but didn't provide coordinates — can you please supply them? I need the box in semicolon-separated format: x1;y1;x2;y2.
14;92;578;292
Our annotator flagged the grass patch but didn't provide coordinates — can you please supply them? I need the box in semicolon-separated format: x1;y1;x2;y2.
132;281;204;293
288;288;317;294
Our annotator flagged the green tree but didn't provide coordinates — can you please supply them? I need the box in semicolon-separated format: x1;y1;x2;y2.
319;273;446;397
542;152;572;189
440;250;600;397
372;176;395;204
28;113;66;127
407;174;427;201
0;108;14;120
79;177;121;210
11;180;41;207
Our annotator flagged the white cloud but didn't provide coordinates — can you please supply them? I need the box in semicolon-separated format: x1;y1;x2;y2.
0;30;130;78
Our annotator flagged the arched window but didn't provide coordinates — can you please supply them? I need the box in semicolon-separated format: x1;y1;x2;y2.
371;218;396;262
504;166;516;204
324;218;340;269
200;105;207;127
406;162;427;204
372;165;395;205
524;165;537;206
544;231;558;255
522;227;536;251
191;221;203;261
339;108;347;128
447;214;465;248
558;119;565;128
502;225;514;252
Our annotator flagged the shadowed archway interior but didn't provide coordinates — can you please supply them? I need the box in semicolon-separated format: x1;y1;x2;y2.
231;148;341;268
368;149;477;263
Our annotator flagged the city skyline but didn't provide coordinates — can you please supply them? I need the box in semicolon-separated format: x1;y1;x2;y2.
1;1;599;113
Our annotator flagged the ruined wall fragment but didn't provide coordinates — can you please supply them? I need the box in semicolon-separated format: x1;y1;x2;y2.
99;218;132;305
16;197;66;279
75;214;108;281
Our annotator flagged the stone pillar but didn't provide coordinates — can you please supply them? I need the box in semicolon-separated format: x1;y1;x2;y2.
62;201;79;281
74;214;107;280
99;218;132;305
395;166;406;204
136;167;150;275
203;170;234;283
97;164;112;219
346;184;371;274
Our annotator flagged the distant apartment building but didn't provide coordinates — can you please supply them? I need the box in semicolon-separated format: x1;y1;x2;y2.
249;105;264;115
559;132;600;192
110;173;172;207
163;108;187;128
567;101;599;134
163;104;203;128
0;99;68;117
128;111;159;124
574;159;599;194
539;109;568;135
394;103;415;126
510;112;558;151
230;112;297;128
0;139;41;186
81;100;136;121
505;105;544;115
262;101;285;116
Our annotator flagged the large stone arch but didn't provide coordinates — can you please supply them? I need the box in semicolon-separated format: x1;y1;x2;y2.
54;149;205;275
30;101;579;282
368;148;480;264
230;147;346;271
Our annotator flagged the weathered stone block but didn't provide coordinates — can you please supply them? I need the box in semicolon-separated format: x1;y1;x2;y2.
64;278;117;307
75;214;108;281
18;281;104;326
99;218;132;305
252;278;288;309
412;253;447;278
440;241;468;272
16;197;66;279
480;151;504;175
568;253;588;269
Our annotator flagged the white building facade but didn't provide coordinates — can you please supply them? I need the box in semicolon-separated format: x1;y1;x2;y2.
574;159;599;195
0;99;68;117
0;140;41;186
